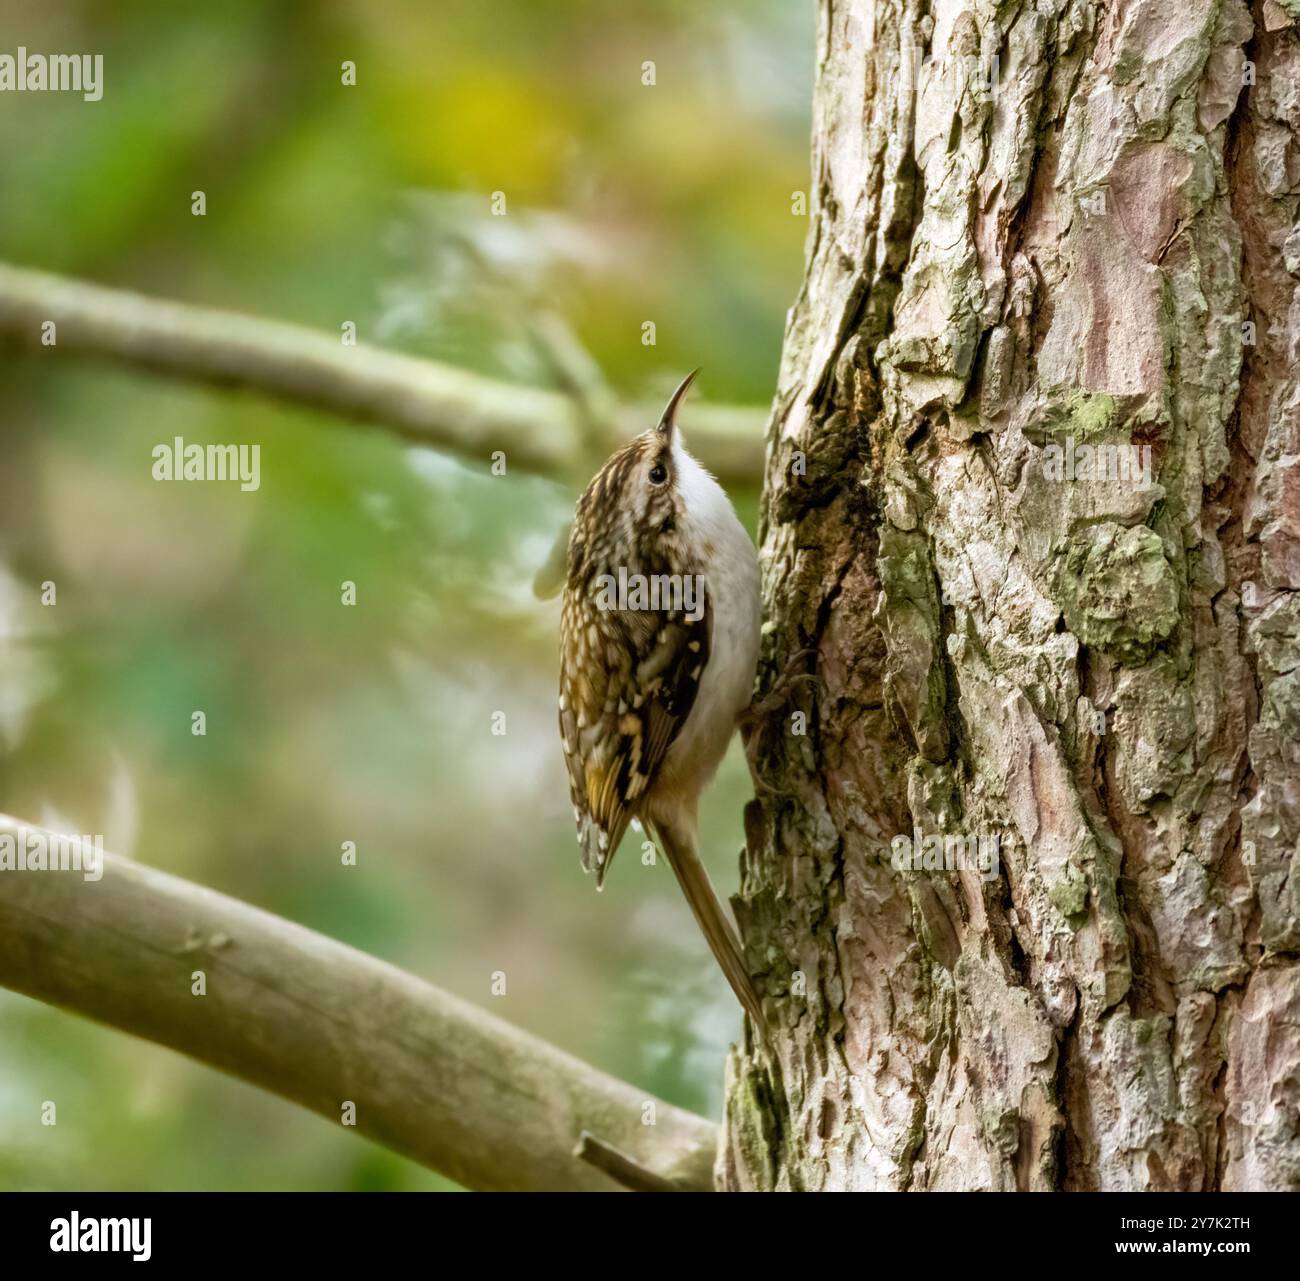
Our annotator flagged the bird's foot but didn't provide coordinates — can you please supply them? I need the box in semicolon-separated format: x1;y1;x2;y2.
740;647;821;731
740;648;822;796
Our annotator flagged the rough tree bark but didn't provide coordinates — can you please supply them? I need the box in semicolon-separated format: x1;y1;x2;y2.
725;0;1300;1190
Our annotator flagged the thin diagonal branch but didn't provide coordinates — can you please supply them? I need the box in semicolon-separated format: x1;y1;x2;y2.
0;815;717;1192
0;262;766;486
574;1131;686;1192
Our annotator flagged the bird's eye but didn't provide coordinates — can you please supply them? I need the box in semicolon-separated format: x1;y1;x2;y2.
648;462;668;485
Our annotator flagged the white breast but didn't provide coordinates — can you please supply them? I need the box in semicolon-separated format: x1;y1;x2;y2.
658;439;761;799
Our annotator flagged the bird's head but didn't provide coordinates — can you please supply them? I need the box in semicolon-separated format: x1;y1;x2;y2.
567;369;700;579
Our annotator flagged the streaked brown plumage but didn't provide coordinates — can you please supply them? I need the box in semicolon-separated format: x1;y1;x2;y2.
558;371;764;1029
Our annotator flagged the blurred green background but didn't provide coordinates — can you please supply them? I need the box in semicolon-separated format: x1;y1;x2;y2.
0;0;811;1189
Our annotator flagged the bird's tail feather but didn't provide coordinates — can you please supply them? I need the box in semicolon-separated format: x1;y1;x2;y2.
650;818;765;1033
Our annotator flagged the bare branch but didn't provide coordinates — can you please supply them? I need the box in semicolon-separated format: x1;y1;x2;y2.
0;262;766;486
0;815;718;1191
573;1131;686;1192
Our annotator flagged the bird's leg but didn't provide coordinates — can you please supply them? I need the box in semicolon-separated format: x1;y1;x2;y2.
740;647;821;727
739;648;821;796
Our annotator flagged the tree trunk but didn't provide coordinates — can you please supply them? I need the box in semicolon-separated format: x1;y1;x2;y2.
723;0;1300;1191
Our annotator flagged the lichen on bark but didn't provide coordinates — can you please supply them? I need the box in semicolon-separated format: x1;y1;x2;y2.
722;0;1300;1192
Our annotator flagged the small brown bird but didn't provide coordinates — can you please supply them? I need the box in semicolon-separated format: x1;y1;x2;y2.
558;370;764;1029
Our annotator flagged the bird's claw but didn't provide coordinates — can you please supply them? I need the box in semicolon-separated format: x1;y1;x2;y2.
741;647;822;796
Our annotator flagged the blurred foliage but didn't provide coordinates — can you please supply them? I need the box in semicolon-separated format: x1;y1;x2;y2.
0;0;811;1190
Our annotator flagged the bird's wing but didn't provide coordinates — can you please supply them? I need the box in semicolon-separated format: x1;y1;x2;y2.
559;587;711;886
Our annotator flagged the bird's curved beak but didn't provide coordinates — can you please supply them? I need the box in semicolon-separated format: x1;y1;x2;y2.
655;368;700;443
